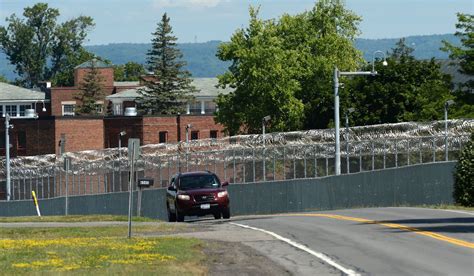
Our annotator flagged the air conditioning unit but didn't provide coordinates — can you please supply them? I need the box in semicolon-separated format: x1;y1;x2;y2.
124;107;137;116
25;109;37;118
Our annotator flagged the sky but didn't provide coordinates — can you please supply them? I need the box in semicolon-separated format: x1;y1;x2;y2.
0;0;472;45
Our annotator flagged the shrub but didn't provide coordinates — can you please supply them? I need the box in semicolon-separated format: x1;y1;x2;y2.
453;133;474;206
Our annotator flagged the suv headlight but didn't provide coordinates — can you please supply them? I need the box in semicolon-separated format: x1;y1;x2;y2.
177;194;190;200
217;191;228;198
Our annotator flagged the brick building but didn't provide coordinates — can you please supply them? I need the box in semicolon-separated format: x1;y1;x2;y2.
1;60;231;157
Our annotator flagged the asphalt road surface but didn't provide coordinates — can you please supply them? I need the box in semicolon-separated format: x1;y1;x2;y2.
227;207;473;276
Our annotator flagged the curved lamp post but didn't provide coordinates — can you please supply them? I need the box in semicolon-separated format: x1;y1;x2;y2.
334;51;387;175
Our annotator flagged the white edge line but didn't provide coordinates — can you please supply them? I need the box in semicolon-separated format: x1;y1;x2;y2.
230;222;360;276
391;207;474;216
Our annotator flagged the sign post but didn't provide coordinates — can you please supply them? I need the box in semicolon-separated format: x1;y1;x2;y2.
137;178;154;217
31;191;41;217
127;138;140;238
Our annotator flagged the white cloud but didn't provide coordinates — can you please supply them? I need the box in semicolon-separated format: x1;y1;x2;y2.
153;0;223;9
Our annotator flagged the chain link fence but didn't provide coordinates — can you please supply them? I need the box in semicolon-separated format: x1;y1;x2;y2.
4;134;469;201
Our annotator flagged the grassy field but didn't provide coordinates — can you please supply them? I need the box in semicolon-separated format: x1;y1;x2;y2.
0;215;158;223
0;225;206;274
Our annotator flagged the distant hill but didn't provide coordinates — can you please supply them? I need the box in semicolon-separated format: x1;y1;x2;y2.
0;34;461;81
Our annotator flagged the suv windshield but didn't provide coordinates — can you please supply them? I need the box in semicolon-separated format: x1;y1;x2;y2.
179;174;220;190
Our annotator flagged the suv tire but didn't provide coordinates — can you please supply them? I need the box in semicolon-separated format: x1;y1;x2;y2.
214;212;222;219
222;208;231;219
167;205;176;222
176;209;185;222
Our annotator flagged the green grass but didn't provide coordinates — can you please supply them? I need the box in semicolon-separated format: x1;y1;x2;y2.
0;215;158;223
0;225;206;275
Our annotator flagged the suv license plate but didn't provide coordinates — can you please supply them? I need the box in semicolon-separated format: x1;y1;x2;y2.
200;204;210;209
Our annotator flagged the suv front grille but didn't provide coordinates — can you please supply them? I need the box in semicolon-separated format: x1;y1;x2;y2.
194;194;215;203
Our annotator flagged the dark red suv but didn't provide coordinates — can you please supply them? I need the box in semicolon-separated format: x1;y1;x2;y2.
166;171;230;222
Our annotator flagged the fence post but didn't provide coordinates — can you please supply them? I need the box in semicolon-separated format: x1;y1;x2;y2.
371;141;375;171
395;140;398;167
283;147;286;180
432;136;436;163
252;148;256;182
233;149;236;183
383;140;386;169
224;150;227;181
273;149;276;180
419;137;423;164
407;140;410;165
359;147;362;172
242;149;246;183
314;146;318;178
326;157;329;176
293;146;296;179
304;150;307;178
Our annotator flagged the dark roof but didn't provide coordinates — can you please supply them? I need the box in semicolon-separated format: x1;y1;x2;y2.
74;59;112;69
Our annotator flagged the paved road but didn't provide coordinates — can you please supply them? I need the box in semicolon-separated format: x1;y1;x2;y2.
227;207;474;276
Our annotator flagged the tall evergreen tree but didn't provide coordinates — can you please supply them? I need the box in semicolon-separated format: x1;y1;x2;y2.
75;59;105;115
138;13;195;115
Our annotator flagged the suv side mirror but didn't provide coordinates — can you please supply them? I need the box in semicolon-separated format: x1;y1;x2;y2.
168;185;176;191
222;181;229;187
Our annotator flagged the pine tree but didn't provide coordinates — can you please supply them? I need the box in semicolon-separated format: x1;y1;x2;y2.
75;59;105;115
138;13;195;115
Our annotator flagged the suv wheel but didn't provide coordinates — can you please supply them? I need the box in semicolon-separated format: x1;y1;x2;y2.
167;205;176;222
214;212;222;219
176;209;185;222
222;208;231;219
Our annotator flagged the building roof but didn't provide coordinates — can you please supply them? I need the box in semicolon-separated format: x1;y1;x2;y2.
113;81;140;87
107;78;234;100
0;82;46;101
74;59;112;69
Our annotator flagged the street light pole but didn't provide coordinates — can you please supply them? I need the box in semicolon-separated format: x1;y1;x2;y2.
444;100;454;161
334;51;387;175
5;114;11;201
262;115;271;181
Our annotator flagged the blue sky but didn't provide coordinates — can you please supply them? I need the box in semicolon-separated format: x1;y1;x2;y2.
0;0;472;45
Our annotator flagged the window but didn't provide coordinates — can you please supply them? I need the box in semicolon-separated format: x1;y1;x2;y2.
0;106;3;117
205;101;217;114
114;103;123;115
0;132;5;149
17;131;26;150
210;130;218;139
159;131;167;143
5;105;17;116
19;105;31;117
189;101;201;114
96;104;103;114
191;131;199;140
62;104;75;116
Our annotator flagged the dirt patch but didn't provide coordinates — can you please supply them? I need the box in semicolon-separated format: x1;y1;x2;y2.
203;240;291;276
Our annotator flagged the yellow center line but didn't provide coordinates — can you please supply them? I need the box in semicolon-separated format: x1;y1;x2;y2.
280;213;474;249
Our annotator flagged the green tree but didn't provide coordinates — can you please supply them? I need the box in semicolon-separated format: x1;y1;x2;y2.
138;13;195;115
75;59;105;115
0;2;94;88
0;75;8;83
216;1;362;134
453;133;474;206
114;62;146;81
346;39;453;125
442;13;474;118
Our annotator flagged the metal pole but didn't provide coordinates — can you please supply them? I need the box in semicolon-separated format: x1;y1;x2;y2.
5;114;11;201
345;112;350;174
128;141;135;239
65;158;69;216
118;137;122;191
445;105;449;161
263;121;266;181
334;67;341;175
